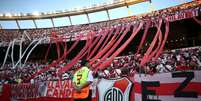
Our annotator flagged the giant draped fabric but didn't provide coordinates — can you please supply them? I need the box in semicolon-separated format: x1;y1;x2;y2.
27;18;170;80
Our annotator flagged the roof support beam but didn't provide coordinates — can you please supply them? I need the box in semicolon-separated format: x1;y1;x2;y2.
51;18;55;27
16;20;21;29
33;19;38;29
86;13;90;23
126;5;132;16
149;0;152;3
84;9;90;23
68;16;72;25
0;23;2;29
106;9;110;20
124;0;129;8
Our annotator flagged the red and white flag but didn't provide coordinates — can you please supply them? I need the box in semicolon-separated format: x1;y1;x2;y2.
97;77;132;101
134;71;201;101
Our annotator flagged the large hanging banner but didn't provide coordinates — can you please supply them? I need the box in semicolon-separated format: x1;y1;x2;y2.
134;71;201;101
44;80;73;98
97;77;132;101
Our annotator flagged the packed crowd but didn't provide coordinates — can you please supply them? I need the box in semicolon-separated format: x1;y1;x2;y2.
0;0;200;44
100;47;201;78
0;61;47;85
0;46;201;85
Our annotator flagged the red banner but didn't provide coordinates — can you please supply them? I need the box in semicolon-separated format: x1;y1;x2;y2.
166;8;198;22
11;83;40;99
45;80;73;98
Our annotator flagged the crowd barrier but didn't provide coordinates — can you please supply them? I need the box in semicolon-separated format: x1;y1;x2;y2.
1;70;201;101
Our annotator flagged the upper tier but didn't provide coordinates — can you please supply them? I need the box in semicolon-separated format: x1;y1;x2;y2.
0;1;200;44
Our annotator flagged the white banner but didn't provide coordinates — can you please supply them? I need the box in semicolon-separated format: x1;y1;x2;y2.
134;71;201;101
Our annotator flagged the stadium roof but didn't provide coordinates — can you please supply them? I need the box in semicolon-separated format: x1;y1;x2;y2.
0;0;193;29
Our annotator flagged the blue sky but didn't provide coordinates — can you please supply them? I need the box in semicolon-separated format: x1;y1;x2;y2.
0;0;193;29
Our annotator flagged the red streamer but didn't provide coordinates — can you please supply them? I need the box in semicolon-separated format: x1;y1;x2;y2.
136;21;151;54
87;29;109;60
99;28;115;51
44;31;56;62
146;21;163;61
86;32;99;58
96;22;144;71
155;20;170;59
89;26;122;65
44;31;62;62
93;25;131;69
58;32;96;75
140;19;163;66
85;32;97;58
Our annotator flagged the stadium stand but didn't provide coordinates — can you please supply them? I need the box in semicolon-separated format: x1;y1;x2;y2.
0;1;201;101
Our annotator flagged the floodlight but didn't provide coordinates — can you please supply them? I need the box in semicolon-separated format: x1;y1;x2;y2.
32;12;40;16
5;13;12;17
